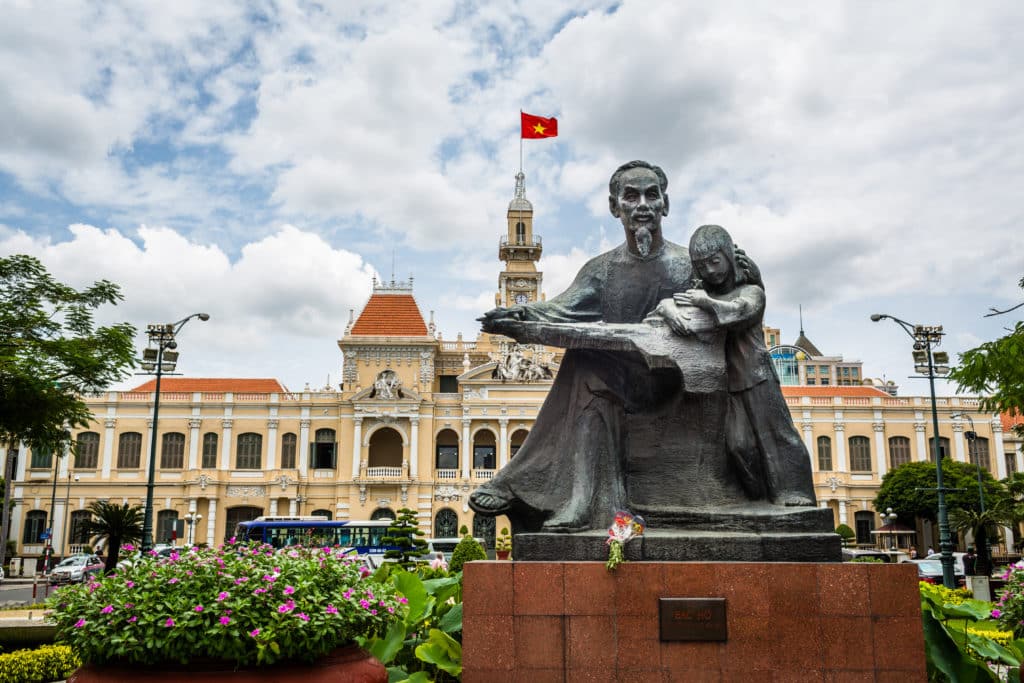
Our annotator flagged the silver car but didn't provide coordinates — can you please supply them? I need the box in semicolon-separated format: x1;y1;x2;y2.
49;554;103;584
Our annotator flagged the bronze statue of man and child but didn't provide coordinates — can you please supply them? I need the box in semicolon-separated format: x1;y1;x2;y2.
470;160;838;561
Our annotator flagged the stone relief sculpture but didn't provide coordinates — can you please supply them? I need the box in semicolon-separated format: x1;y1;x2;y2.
491;343;554;382
371;370;403;400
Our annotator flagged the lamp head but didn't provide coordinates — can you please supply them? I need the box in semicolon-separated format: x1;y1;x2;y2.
198;313;210;321
870;314;883;322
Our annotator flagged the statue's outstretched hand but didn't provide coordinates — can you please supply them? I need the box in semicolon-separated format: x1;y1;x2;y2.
478;305;528;332
648;299;693;336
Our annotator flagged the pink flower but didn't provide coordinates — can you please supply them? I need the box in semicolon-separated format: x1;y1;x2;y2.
165;618;175;627
194;605;204;612
284;585;295;595
296;612;309;621
100;605;114;614
216;592;229;601
263;574;276;583
126;581;135;589
122;543;135;551
397;596;408;604
370;609;377;615
343;589;354;600
388;606;395;613
128;616;138;623
220;616;231;626
993;609;1003;618
168;578;179;584
249;628;260;637
75;619;86;628
252;588;267;595
124;603;134;609
170;552;180;561
235;576;249;584
326;605;338;614
359;599;370;609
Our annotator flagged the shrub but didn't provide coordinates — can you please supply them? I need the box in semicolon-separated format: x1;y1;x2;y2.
383;507;430;569
496;528;512;552
449;536;486;573
834;524;855;546
0;644;80;683
46;543;404;667
849;556;884;563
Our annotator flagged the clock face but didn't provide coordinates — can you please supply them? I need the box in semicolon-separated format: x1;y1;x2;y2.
514;293;529;304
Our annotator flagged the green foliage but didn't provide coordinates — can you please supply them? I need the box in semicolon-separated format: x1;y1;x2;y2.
496;527;512;552
874;459;1008;523
78;501;143;573
358;564;462;682
950;499;1018;576
849;556;883;563
0;255;136;452
458;525;468;536
834;524;855;546
449;535;486;573
0;644;80;683
47;544;403;667
382;507;430;569
949;276;1024;438
919;580;1024;681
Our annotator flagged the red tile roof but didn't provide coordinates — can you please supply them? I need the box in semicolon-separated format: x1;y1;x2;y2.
781;386;893;398
350;293;429;336
130;378;287;393
1002;412;1024;432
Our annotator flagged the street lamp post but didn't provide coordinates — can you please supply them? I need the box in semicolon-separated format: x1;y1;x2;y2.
872;313;955;588
884;507;898;551
184;512;203;546
139;313;210;552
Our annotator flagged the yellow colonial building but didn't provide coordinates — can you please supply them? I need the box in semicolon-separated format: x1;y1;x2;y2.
2;177;1020;568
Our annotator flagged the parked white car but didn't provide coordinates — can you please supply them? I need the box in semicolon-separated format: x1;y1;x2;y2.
924;552;966;576
49;554;103;584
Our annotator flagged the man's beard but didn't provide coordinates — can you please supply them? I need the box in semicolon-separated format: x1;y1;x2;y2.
635;225;653;257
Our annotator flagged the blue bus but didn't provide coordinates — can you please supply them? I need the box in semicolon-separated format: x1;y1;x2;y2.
233;516;399;556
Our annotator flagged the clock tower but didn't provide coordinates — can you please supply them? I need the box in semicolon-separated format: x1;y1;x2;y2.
497;171;544;307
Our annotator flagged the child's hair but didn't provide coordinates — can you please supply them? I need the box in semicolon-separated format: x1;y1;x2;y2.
689;224;743;290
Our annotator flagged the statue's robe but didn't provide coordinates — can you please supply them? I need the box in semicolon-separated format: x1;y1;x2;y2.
477;241;749;532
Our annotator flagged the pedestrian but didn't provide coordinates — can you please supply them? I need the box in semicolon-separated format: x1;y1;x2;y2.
927;546;935;556
429;552;448;571
964;547;977;576
909;546;918;560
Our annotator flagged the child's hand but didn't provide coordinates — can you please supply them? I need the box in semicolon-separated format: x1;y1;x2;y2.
652;300;693;336
674;290;712;310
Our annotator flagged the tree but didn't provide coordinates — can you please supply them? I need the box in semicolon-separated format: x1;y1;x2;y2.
0;255;136;569
949;499;1018;576
449;535;486;573
949;275;1024;438
79;501;144;574
874;459;1007;523
834;524;856;547
382;507;430;569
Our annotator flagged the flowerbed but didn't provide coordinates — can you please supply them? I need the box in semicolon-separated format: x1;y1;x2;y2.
46;543;404;667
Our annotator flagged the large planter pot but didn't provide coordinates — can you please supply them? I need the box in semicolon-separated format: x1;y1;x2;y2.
69;645;386;683
496;549;511;560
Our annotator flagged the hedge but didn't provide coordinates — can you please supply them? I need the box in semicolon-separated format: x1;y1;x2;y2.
0;644;80;683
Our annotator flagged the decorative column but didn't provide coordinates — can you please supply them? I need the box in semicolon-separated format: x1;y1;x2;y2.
953;421;966;463
833;423;847;472
873;422;887;477
220;418;233;471
289;498;298;516
206;498;217;545
269;499;278;516
101;417;116;477
351;417;363;479
838;500;848;525
266;419;279;470
914;422;928;461
409;417;419;479
499;418;510;469
187;418;201;469
993;419;1008;479
15;440;27;481
801;420;814;455
461;419;472;479
298;418;311;475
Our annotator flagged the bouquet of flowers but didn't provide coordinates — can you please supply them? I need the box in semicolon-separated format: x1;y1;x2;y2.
606;510;645;572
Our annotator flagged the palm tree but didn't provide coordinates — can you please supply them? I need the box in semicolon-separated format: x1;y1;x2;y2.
79;501;143;574
949;498;1019;576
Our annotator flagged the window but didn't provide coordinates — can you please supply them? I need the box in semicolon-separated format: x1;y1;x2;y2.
515;221;526;244
434;508;458;538
510;429;529;458
224;506;263;542
312;428;336;469
472;430;496;470
473;514;496;550
75;432;100;468
201;433;218;468
819;366;829;375
118;432;142;469
820;378;830;385
439;375;459;393
23;510;47;543
160;432;185;469
311;508;332;520
849;436;872;472
852;368;859;377
367;428;402;468
236;433;263;470
30;446;53;469
1007;453;1018;477
888;436;911;470
842;367;850;376
371;508;396;521
928;437;951;462
807;378;816;386
968;436;991;473
806;366;816;375
435;429;459;469
280;433;297;469
70;510;92;544
156;510;178;544
854;510;875;545
817;436;832;471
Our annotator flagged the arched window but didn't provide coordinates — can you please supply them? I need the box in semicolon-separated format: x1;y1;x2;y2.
510;429;529;458
928;436;951;462
473;514;496;550
75;432;100;469
156;510;178;544
371;508;396;521
849;436;872;472
311;508;332;520
118;432;142;469
224;506;263;542
70;510;92;545
30;445;52;469
1007;452;1018;477
473;430;496;470
515;221;526;244
312;428;336;469
854;510;875;545
160;432;185;469
201;432;218;468
236;433;262;470
368;428;402;469
968;436;991;473
434;509;458;538
23;510;47;543
280;433;297;469
888;436;911;470
817;436;832;471
435;429;459;470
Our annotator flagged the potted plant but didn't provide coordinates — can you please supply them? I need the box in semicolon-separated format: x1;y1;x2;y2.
47;542;405;682
495;528;512;560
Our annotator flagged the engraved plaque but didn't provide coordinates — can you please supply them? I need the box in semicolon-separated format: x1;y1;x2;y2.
659;598;727;641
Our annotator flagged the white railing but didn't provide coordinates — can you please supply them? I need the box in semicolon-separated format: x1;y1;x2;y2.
366;466;402;478
68;544;90;555
435;469;460;480
473;469;495;480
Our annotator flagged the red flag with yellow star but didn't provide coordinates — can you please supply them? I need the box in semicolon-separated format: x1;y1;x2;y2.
521;112;558;139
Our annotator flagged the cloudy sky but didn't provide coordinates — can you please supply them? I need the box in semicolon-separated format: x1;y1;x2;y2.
2;1;1021;394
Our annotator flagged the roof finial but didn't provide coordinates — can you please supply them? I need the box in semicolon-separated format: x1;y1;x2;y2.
799;304;804;336
514;170;526;200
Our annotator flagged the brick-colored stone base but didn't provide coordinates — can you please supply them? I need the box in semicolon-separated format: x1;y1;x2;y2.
462;561;926;682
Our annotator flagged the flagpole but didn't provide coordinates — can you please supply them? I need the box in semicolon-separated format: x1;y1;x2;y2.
519;110;524;173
